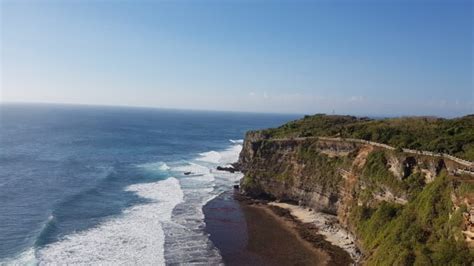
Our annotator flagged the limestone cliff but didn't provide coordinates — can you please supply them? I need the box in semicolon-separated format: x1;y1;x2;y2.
237;128;474;265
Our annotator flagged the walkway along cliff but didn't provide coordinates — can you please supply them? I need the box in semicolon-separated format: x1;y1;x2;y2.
236;129;474;265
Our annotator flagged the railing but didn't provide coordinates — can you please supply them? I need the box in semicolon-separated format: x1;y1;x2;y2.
268;136;474;169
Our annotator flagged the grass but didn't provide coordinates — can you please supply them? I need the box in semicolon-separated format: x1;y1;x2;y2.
351;171;473;265
297;142;351;193
242;115;473;264
262;114;474;160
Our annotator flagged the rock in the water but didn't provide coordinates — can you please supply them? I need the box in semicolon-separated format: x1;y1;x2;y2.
217;166;236;173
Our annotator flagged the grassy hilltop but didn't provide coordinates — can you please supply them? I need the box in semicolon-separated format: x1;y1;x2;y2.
239;114;474;265
261;114;474;161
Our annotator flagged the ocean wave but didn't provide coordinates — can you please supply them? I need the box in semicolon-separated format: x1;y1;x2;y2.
36;177;183;265
0;248;36;266
218;144;242;164
163;142;244;263
32;141;243;264
229;139;244;144
173;162;209;174
197;151;222;164
197;144;242;165
172;163;215;183
137;161;170;172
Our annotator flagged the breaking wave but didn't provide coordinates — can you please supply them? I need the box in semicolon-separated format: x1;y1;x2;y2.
36;178;183;264
7;143;243;265
163;143;243;264
138;161;170;172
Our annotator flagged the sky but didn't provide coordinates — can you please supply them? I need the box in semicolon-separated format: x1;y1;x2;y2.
1;0;473;117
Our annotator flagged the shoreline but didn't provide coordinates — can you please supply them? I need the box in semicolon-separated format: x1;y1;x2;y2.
204;188;356;265
204;190;330;265
268;202;361;263
241;196;356;266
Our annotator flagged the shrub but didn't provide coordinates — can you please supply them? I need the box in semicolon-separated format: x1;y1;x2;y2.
352;172;473;265
263;114;474;160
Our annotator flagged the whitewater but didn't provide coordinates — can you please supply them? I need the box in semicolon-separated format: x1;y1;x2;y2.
4;141;243;265
0;104;296;265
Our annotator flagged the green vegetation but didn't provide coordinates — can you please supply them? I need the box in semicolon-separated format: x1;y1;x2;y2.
297;143;352;193
360;151;425;200
242;174;256;188
360;151;404;196
457;181;474;197
351;172;473;265
262;114;474;160
241;140;351;194
242;115;473;264
403;172;426;200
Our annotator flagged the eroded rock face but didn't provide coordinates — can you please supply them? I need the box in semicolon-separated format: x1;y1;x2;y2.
236;131;267;171
402;157;417;178
387;154;403;179
237;133;474;262
238;137;358;215
237;135;468;223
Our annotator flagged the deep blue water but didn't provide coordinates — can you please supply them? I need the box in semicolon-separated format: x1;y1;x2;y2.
0;103;298;264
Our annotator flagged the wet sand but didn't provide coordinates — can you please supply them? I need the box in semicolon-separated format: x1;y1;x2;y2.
203;190;330;266
269;202;361;262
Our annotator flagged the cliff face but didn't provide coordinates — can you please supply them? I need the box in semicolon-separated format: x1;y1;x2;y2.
237;131;474;265
238;132;356;214
238;132;449;215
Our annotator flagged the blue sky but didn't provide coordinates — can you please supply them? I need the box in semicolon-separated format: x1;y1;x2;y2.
1;0;472;116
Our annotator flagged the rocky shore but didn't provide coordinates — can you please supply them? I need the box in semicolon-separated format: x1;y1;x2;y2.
216;164;360;264
268;202;361;263
204;190;331;265
234;193;355;265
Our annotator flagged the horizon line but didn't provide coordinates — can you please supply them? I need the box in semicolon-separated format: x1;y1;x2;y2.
1;100;471;119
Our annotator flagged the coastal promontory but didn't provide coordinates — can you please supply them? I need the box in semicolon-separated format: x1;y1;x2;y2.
237;114;474;265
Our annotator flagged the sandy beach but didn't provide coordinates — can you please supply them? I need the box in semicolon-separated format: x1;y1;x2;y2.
269;202;361;263
204;190;331;265
204;190;357;265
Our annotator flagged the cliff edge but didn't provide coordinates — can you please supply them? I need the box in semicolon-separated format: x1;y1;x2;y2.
237;115;474;265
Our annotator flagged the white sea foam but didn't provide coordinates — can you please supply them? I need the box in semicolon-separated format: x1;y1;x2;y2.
138;161;170;172
229;139;244;144
164;143;244;264
34;142;243;265
218;144;242;164
173;163;215;182
0;247;37;266
197;151;222;164
37;177;183;265
197;144;242;165
174;162;210;175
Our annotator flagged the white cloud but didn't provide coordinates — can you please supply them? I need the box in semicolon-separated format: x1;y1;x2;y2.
348;96;364;102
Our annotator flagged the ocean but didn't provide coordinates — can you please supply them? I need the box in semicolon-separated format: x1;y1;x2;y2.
0;103;298;264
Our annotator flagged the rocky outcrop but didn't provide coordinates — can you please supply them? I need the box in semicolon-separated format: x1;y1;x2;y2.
216;166;237;173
